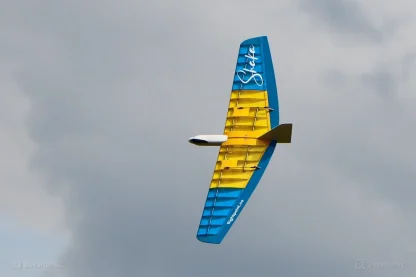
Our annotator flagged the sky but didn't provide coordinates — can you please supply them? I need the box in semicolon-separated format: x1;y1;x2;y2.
1;0;416;277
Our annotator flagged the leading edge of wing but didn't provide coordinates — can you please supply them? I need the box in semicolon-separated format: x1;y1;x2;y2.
196;141;277;244
232;36;280;129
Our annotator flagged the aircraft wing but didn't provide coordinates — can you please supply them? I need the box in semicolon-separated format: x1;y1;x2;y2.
196;36;280;244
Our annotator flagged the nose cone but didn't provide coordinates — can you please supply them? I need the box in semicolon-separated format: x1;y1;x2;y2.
188;136;209;145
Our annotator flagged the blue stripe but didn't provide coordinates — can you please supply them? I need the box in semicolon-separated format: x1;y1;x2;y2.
260;36;280;128
197;188;244;236
230;36;280;128
232;38;266;91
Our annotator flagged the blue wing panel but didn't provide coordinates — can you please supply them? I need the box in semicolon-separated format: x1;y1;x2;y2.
231;36;279;128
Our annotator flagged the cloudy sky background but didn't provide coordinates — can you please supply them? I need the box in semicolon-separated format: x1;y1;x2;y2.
1;0;415;276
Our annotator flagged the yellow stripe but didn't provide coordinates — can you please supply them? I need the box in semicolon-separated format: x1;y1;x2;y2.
208;90;272;189
224;90;271;134
209;144;269;188
221;138;268;146
224;131;266;139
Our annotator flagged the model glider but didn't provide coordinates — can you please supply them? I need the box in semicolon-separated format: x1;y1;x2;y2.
189;36;293;244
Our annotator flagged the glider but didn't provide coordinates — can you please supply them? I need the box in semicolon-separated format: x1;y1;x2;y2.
189;36;293;244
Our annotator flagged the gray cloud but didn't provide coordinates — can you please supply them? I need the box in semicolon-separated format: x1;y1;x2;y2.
299;0;385;42
361;70;397;99
321;50;416;222
401;52;416;81
2;0;416;277
361;53;415;100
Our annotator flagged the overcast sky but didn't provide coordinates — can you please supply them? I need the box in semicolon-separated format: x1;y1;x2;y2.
1;0;416;277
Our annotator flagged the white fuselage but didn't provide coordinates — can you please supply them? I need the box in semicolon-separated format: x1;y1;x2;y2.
188;135;228;146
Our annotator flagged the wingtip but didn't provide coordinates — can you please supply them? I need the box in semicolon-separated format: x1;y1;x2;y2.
196;235;223;244
241;36;269;45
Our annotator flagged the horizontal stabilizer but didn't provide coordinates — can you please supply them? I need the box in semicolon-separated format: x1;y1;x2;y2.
258;123;292;143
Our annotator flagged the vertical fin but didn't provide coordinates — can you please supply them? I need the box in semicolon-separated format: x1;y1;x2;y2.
258;123;292;143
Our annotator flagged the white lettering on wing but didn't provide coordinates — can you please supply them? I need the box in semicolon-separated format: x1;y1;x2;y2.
227;200;244;225
236;45;263;86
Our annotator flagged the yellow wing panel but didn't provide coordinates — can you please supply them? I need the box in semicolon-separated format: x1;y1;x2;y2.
224;90;271;133
209;144;269;189
209;90;272;189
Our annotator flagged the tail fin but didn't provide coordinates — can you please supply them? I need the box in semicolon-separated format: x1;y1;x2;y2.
258;123;292;143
